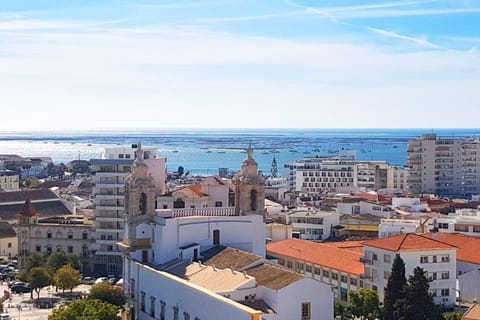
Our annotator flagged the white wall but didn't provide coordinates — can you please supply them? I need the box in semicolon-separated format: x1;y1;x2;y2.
126;261;259;320
153;215;265;265
459;268;480;303
200;177;230;207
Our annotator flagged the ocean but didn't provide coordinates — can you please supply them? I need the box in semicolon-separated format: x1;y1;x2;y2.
1;129;479;175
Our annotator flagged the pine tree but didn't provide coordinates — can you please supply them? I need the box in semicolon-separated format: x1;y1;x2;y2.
404;267;443;320
383;254;407;320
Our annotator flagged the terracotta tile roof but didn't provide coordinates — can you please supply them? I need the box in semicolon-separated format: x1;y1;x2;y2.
423;233;480;265
363;233;455;252
162;184;207;197
267;238;364;276
353;193;378;202
202;246;263;271
245;264;303;290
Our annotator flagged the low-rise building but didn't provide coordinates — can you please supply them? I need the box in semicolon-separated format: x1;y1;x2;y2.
287;208;339;240
267;238;365;303
378;218;423;238
16;199;94;274
0;221;17;258
434;209;480;237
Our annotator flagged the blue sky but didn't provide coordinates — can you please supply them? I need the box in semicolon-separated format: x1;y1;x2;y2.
1;0;479;130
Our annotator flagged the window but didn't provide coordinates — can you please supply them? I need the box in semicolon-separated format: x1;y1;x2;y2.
7;242;12;248
429;272;437;281
150;296;156;317
173;306;179;320
384;254;391;263
420;256;428;264
278;258;285;266
441;255;450;263
432;256;437;263
314;267;321;275
331;273;338;280
140;292;145;312
46;245;52;254
160;300;166;320
441;289;450;297
441;272;449;280
340;275;348;283
287;261;293;269
301;302;311;320
350;278;357;286
372;254;378;261
36;244;41;252
47;232;52;238
82;232;88;240
130;279;135;298
68;234;73;239
384;271;391;280
323;270;330;278
67;246;73;253
306;265;312;273
215;201;222;207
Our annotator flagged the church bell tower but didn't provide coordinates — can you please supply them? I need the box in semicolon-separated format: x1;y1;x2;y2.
123;144;156;249
234;144;265;216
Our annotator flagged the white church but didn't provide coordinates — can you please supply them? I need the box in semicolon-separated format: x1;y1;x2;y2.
119;145;333;320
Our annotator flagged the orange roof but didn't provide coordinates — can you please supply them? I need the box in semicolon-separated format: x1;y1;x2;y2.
363;233;455;252
267;239;364;276
353;193;378;202
423;233;480;265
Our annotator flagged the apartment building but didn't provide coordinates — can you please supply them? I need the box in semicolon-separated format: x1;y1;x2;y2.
283;157;394;194
362;234;457;306
407;134;480;197
90;145;166;276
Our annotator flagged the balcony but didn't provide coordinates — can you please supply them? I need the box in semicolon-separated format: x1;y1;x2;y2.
96;239;120;245
95;228;123;233
95;205;124;211
359;256;373;265
95;250;123;256
95;217;124;222
95;194;124;200
359;274;373;281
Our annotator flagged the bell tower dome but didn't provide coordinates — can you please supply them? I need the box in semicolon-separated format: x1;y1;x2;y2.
234;144;265;216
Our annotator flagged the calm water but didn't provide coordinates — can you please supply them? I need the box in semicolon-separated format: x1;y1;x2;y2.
0;129;479;175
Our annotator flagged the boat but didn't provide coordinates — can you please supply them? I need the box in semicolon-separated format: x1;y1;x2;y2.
172;150;179;153
206;151;212;153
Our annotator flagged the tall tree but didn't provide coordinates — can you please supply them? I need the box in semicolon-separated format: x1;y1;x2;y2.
383;254;407;320
48;299;119;320
54;264;81;296
29;267;52;300
47;252;81;271
404;267;442;320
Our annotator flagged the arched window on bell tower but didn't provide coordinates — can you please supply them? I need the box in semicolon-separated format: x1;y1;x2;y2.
250;190;257;211
139;193;147;215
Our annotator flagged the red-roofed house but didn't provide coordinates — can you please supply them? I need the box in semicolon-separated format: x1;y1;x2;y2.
362;233;457;305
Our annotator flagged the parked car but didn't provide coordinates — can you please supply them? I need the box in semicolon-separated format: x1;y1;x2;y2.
107;277;118;285
80;277;95;285
7;281;25;289
94;277;108;285
10;284;33;294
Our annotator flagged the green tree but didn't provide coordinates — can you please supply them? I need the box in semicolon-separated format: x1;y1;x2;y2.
334;300;351;320
47;252;81;271
384;254;407;320
29;267;52;300
54;264;81;296
23;176;41;188
48;299;119;320
88;282;126;307
27;253;47;270
404;267;442;320
348;289;382;320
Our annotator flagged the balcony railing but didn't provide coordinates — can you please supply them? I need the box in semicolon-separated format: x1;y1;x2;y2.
157;207;237;218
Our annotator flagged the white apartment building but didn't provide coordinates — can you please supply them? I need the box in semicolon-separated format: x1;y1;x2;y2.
0;170;19;191
284;157;397;194
287;208;340;240
337;200;393;217
434;209;480;237
362;233;457;306
391;197;429;213
90;145;166;276
386;166;409;191
407;134;480;197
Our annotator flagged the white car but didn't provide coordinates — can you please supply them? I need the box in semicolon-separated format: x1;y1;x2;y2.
94;277;108;284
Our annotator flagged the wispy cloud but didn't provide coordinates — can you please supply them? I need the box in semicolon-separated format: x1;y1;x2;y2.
136;0;233;9
368;27;442;49
195;10;308;23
